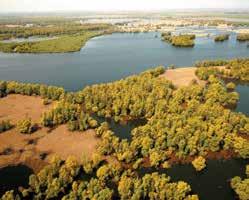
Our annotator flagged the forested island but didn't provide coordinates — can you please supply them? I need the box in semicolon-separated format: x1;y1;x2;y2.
0;57;249;199
214;34;230;42
237;33;249;42
161;33;195;47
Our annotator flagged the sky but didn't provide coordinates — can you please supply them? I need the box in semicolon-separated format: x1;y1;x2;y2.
1;0;249;12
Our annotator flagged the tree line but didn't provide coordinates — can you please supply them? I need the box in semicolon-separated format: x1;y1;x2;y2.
0;80;65;100
195;58;249;82
0;23;113;40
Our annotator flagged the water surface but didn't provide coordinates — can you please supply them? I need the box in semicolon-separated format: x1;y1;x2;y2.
236;84;249;116
0;31;248;91
0;165;33;196
140;159;248;200
0;30;249;198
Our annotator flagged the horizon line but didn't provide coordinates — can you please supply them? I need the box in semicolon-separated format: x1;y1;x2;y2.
1;8;249;14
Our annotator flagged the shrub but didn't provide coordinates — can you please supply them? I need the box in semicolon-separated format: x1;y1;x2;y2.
192;156;206;171
42;98;51;105
17;118;35;134
226;82;236;90
0;120;13;133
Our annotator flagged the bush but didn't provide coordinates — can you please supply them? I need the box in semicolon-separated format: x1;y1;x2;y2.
17;118;35;134
192;156;206;171
226;82;236;90
42;98;51;105
0;81;7;98
0;120;13;133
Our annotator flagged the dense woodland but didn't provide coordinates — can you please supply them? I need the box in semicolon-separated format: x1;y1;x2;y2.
195;58;249;82
1;60;249;199
0;156;198;200
0;80;65;100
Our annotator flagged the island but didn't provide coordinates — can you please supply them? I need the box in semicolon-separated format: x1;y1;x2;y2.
214;34;230;42
162;33;195;47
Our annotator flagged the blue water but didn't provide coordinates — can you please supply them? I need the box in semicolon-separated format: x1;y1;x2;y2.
0;32;248;91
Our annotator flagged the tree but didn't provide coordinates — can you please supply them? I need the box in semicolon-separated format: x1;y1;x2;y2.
226;82;236;90
192;156;206;171
17;118;35;134
231;176;249;200
246;165;249;177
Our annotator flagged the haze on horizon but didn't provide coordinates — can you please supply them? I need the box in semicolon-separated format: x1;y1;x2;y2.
1;0;249;13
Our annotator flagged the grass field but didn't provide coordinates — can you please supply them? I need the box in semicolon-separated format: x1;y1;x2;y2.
0;31;103;53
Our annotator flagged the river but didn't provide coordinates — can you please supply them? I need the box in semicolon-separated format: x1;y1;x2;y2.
0;31;248;91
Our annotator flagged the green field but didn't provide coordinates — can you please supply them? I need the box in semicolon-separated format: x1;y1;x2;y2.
0;32;103;53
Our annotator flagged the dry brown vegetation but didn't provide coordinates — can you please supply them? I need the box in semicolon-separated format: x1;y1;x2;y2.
36;125;99;162
160;67;205;87
0;94;99;172
0;94;54;123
